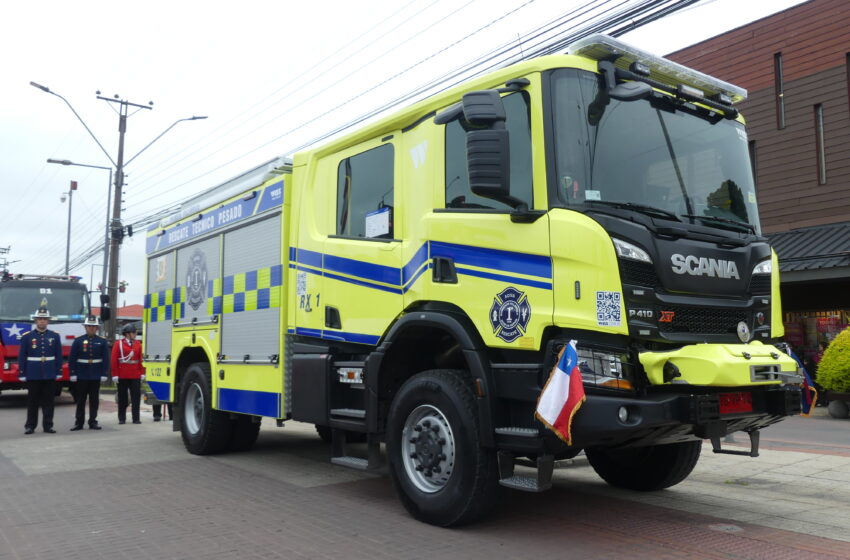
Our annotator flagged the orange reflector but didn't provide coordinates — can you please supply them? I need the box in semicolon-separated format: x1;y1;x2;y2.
600;379;634;390
474;378;485;397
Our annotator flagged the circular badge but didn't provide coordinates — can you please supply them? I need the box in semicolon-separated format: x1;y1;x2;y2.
489;287;531;343
736;321;751;343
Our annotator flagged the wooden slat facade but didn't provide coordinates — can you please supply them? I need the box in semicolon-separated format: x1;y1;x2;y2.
666;0;850;234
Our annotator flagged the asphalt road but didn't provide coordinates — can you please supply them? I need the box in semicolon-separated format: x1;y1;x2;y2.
0;390;848;560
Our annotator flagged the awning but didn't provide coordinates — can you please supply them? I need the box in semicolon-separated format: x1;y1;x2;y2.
767;222;850;282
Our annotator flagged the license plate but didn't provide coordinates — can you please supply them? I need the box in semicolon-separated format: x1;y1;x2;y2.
719;392;753;414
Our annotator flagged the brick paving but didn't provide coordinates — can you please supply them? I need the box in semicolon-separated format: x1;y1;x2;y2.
0;391;848;559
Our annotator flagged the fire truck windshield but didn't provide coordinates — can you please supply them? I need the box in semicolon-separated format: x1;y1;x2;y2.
0;283;88;322
549;68;760;235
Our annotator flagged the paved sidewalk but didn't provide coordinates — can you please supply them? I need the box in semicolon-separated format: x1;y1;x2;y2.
539;442;850;545
1;391;848;559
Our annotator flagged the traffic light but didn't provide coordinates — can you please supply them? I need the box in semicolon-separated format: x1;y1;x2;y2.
99;293;111;321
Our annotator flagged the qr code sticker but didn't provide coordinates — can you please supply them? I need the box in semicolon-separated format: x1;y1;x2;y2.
596;291;622;327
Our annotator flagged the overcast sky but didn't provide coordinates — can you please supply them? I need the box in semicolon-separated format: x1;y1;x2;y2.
1;0;806;307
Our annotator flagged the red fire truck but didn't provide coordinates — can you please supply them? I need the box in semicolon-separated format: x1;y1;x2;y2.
0;272;90;396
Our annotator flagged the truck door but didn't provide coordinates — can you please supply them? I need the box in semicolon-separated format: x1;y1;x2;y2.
294;140;402;345
409;88;552;349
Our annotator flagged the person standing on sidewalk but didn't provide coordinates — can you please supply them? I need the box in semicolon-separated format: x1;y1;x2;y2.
68;315;110;430
18;307;63;434
111;323;144;424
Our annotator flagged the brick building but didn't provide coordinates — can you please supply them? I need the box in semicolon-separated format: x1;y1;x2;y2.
667;0;850;357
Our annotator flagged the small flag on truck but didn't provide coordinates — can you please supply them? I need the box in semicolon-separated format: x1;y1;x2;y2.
536;340;586;445
788;348;818;417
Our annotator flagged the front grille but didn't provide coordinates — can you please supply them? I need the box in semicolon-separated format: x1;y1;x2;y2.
619;260;659;287
658;306;748;334
748;275;771;295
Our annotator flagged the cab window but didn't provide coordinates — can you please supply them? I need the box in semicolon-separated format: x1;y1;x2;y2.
336;144;394;238
444;91;532;209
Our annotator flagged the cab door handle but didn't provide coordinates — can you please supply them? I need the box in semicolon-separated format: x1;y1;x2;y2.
432;257;457;284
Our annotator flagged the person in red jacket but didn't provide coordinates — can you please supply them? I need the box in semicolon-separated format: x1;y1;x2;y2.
111;323;144;424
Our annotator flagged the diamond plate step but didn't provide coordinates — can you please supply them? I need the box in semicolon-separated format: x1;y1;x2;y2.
499;475;552;492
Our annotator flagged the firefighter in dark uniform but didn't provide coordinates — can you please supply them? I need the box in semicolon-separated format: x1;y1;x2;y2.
18;307;63;434
68;315;110;430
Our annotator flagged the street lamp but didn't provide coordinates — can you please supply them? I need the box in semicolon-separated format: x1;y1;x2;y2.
47;159;112;296
30;82;115;167
60;180;78;276
33;80;207;340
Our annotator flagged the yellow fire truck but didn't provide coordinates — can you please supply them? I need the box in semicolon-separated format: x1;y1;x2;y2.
144;35;801;526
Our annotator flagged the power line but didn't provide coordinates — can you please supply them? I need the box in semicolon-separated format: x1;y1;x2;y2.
59;0;709;278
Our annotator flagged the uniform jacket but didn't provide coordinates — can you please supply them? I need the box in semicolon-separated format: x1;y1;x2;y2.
111;338;144;379
69;334;110;380
18;329;63;380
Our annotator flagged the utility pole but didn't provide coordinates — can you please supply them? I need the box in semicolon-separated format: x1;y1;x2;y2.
97;95;151;341
32;81;207;341
46;160;112;297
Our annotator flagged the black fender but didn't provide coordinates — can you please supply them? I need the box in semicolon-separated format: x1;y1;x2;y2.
367;311;496;447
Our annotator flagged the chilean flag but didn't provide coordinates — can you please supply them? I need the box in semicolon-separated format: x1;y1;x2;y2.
788;347;818;417
535;340;586;445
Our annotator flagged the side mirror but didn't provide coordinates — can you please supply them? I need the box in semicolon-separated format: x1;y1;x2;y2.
462;90;506;125
100;306;111;321
462;90;523;209
467;129;513;205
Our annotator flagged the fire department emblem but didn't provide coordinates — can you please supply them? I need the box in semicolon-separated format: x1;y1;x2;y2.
489;286;531;343
186;249;208;311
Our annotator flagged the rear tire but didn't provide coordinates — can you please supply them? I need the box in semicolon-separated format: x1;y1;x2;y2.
586;440;702;491
386;369;499;527
228;415;261;452
180;363;233;455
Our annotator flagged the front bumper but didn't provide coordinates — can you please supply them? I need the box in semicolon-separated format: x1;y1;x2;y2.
567;386;801;450
494;385;801;456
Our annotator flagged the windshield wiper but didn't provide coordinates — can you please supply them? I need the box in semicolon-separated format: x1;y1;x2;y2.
585;200;681;221
681;214;755;233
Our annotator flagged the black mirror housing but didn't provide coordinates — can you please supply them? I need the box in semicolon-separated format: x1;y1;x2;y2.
462;90;506;126
468;129;516;205
609;80;652;101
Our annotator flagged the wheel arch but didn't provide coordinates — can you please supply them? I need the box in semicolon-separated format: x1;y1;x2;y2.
173;346;213;418
368;307;495;447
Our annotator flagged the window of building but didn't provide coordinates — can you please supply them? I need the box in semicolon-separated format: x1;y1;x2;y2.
774;53;786;130
336;144;394;238
444;91;532;210
814;104;826;185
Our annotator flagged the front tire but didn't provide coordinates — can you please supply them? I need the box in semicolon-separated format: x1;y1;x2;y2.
386;369;499;527
180;363;233;455
586;440;702;491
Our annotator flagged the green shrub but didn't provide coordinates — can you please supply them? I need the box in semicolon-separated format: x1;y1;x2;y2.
817;328;850;393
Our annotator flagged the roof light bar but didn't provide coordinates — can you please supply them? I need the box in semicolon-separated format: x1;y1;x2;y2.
567;34;746;104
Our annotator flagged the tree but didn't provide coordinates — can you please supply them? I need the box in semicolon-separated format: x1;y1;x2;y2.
817;328;850;393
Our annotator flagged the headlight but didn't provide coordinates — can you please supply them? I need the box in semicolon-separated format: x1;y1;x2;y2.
752;260;772;275
612;238;652;263
577;348;634;391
